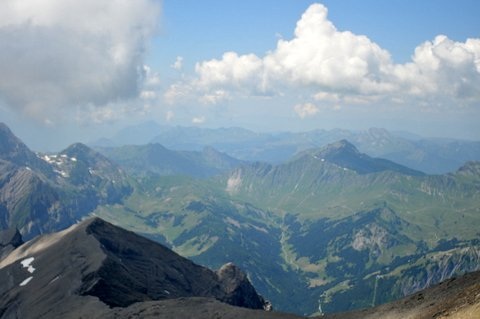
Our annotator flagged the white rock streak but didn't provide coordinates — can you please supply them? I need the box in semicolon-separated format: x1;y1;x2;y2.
19;257;36;286
19;276;33;287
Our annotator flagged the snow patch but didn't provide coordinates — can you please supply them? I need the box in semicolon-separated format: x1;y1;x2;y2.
54;169;69;178
71;157;77;162
19;276;33;286
20;257;36;274
20;257;34;268
0;223;82;270
42;155;53;163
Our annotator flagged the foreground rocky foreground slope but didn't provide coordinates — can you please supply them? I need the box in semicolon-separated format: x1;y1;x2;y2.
1;219;480;319
0;218;301;319
326;270;480;319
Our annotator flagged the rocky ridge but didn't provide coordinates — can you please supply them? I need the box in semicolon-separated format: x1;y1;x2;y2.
0;218;282;318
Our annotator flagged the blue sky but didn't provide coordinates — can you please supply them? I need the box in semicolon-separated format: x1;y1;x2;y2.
155;0;480;68
0;0;479;150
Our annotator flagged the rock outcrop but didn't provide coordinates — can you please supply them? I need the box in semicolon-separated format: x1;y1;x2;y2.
0;218;283;319
0;227;23;259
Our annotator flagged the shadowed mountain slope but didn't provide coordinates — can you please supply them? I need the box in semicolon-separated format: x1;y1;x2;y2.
0;218;292;318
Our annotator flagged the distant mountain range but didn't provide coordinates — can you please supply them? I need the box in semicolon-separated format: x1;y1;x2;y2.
90;122;480;174
2;122;480;315
96;143;243;178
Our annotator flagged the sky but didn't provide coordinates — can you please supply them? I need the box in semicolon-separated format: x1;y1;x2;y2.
0;0;479;150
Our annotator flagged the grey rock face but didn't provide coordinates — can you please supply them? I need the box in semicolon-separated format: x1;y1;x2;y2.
0;218;272;319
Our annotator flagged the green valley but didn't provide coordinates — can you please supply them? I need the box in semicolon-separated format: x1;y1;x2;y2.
1;122;480;315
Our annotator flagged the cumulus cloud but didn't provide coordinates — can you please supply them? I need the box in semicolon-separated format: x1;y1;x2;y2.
172;56;184;70
164;83;192;105
0;0;160;122
195;52;264;90
167;3;480;111
265;4;394;95
192;116;206;124
394;36;480;101
199;90;230;105
294;103;319;119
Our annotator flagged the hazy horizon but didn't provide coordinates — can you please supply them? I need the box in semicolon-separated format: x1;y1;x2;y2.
1;0;479;150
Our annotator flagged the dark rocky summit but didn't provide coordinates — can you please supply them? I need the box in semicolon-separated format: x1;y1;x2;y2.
0;218;300;319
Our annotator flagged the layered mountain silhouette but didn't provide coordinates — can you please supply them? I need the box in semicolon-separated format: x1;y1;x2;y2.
2;122;480;315
97;143;243;178
92;122;480;174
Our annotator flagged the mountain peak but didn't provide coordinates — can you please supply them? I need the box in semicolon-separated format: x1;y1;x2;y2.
0;122;13;134
0;217;268;318
305;139;425;176
322;139;359;154
62;142;96;157
456;161;480;177
0;122;54;176
0;122;31;159
61;142;116;168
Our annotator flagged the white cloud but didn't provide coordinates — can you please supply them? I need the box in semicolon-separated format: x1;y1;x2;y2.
294;103;319;119
76;101;151;125
164;83;192;105
143;65;161;87
195;52;263;89
140;90;157;100
313;91;377;105
172;56;184;70
394;35;480;101
0;0;160;122
167;3;480;111
265;3;394;95
192;116;206;124
199;90;230;105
